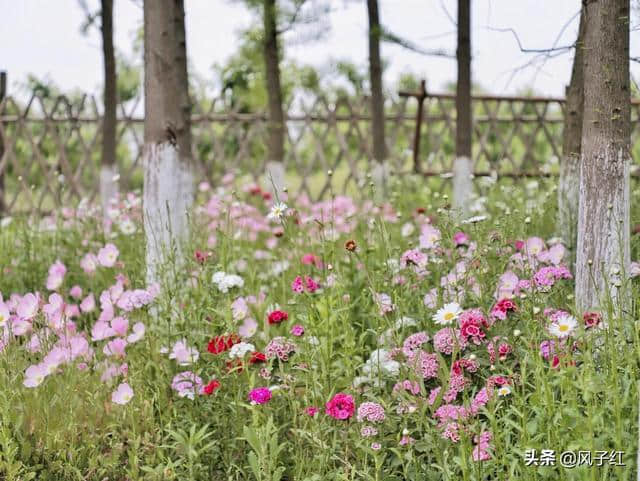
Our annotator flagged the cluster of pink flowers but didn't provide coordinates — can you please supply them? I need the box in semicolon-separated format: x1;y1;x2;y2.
171;371;204;399
248;387;272;405
265;336;297;361
392;380;421;396
532;265;572;291
356;402;386;423
458;309;487;345
472;431;493;461
291;276;320;294
433;327;468;355
402;332;429;356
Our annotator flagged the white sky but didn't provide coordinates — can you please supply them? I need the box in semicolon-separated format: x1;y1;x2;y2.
2;0;640;101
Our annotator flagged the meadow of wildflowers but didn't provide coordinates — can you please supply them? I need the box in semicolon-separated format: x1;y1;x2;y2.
0;173;638;480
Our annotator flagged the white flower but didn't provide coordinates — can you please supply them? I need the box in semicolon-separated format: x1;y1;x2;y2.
497;385;511;396
549;314;578;338
461;215;488;224
401;222;415;237
119;218;136;235
362;348;400;377
0;217;13;229
432;302;463;325
229;342;255;359
267;202;288;220
394;316;417;330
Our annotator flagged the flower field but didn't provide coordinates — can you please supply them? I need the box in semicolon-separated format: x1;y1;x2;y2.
0;174;639;480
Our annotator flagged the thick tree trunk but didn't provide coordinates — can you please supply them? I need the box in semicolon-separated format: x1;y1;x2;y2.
575;0;630;312
452;0;473;216
263;0;286;197
366;0;388;196
143;0;193;286
557;9;585;257
100;0;118;227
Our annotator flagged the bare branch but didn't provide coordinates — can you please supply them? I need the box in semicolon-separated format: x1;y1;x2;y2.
439;0;457;27
486;26;575;53
381;27;455;58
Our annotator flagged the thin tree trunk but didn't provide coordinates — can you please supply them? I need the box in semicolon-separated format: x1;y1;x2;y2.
0;72;6;216
100;0;118;228
263;0;286;197
452;0;473;216
366;0;388;196
575;0;630;312
557;8;585;259
143;0;193;287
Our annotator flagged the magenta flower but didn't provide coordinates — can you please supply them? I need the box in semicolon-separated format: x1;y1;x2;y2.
248;387;272;405
290;324;305;336
325;392;355;420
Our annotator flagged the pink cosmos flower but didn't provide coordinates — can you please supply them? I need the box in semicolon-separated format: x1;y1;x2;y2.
80;294;95;313
103;338;128;358
23;363;48;387
169;339;199;365
112;383;134;405
98;243;119;267
248;387;272;405
17;293;39;320
80;253;98;275
127;322;145;343
325;392;355;420
110;317;129;337
46;260;67;291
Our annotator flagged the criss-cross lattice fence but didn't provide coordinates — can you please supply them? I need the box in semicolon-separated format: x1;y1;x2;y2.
1;91;640;214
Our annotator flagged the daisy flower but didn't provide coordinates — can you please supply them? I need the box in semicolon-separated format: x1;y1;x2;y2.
549;314;578;338
497;385;511;397
433;302;463;325
267;202;288;221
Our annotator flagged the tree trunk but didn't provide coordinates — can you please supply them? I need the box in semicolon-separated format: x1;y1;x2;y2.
0;71;6;216
100;0;118;228
575;0;630;312
452;0;473;216
366;0;388;196
557;8;585;258
143;0;193;286
263;0;286;197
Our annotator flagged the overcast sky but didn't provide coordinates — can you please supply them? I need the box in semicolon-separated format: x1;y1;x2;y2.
2;0;640;101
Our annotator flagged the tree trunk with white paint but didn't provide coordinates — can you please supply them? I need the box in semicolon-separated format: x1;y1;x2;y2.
100;0;118;228
452;0;473;216
263;0;286;198
143;0;193;287
575;0;630;312
366;0;388;198
557;8;585;257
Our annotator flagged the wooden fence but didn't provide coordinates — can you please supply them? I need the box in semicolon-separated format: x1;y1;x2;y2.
1;90;640;214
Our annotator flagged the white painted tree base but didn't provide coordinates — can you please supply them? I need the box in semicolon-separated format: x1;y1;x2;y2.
371;161;390;201
143;142;194;287
265;161;286;199
452;156;473;217
575;148;630;311
99;165;119;231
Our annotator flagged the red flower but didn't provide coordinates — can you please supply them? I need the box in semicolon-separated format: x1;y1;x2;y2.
207;334;240;355
194;250;211;264
583;311;602;329
203;379;221;395
249;351;267;364
268;310;289;325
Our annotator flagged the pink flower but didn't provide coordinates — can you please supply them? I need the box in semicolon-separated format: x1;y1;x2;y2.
402;332;429;356
291;276;304;294
361;425;378;437
171;371;203;399
290;324;305;336
304;406;319;417
23;363;48;387
80;294;96;313
69;285;83;299
46;260;67;291
392;380;421;396
98;243;119;268
169;339;199;365
356;402;385;423
409;350;439;379
112;383;134;405
472;431;493;461
127;322;145;343
325;392;355;420
17;293;39;320
80;253;98;275
111;317;129;337
433;327;467;355
248;387;272;405
265;336;297;361
453;231;470;246
374;293;395;315
103;338;127;358
470;387;491;415
305;276;320;293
